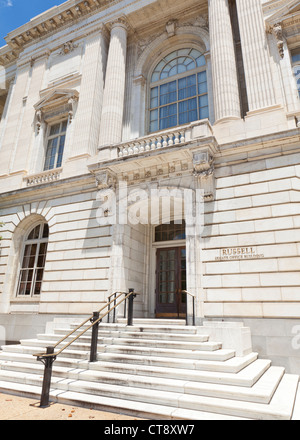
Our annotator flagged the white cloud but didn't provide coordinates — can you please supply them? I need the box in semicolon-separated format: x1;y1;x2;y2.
0;0;13;7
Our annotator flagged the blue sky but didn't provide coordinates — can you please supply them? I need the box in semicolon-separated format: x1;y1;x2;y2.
0;0;65;45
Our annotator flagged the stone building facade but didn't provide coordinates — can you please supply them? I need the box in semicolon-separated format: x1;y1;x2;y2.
1;0;300;373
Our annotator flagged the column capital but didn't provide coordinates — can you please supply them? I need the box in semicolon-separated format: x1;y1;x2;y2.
107;15;129;33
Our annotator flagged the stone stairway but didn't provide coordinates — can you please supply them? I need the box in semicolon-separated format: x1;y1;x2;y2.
0;318;299;420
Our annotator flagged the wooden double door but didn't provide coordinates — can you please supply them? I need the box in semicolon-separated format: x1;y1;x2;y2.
156;246;187;318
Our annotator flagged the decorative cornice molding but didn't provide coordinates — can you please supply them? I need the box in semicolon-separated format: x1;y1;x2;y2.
0;0;115;65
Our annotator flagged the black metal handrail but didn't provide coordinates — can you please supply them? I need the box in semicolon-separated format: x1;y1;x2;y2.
181;290;196;326
33;289;138;408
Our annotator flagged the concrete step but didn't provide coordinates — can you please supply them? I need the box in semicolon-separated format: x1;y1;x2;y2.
0;357;270;388
51;329;210;343
69;322;200;335
117;318;187;326
1;344;90;360
0;364;295;418
3;365;289;420
0;318;298;420
87;358;271;387
69;365;284;404
292;382;300;420
0;350;265;386
0;380;249;420
103;337;221;351
17;337;224;360
64;373;300;420
35;334;214;351
0;346;256;373
102;344;234;361
97;351;256;372
0;359;281;404
0;351;87;369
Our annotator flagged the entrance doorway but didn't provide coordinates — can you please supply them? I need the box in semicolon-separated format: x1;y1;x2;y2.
156;246;186;318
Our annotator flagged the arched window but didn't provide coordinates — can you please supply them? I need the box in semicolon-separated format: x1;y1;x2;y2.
16;223;49;297
149;48;209;133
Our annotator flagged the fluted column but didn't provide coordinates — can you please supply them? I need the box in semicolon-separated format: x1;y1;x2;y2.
71;27;107;158
236;0;276;111
98;17;128;150
209;0;241;122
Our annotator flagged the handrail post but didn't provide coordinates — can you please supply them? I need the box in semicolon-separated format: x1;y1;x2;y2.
113;293;117;323
127;288;136;326
38;346;56;408
90;311;100;363
192;296;195;326
107;296;111;323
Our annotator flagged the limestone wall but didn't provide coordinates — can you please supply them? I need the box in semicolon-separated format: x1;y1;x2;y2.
202;149;300;319
0;186;113;315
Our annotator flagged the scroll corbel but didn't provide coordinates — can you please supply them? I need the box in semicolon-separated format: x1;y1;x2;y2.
269;22;284;59
68;96;78;123
35;109;44;134
193;149;215;202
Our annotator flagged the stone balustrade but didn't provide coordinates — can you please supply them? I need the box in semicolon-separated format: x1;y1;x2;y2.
25;168;62;186
118;120;213;158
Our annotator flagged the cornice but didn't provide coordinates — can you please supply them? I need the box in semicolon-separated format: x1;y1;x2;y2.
0;0;118;66
0;173;95;208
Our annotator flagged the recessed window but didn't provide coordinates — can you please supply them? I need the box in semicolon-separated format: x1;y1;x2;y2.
291;49;300;96
149;49;209;133
155;220;186;242
44;120;68;171
16;223;49;297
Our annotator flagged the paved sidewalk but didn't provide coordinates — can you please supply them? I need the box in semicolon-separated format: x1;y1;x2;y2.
0;392;143;420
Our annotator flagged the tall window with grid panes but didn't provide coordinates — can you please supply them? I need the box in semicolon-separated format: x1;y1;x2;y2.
149;48;209;133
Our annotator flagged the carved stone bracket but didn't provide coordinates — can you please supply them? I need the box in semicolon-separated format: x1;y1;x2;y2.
59;40;79;55
193;148;215;202
94;169;117;190
166;19;177;37
269;22;284;58
35;109;44;134
68;96;78;123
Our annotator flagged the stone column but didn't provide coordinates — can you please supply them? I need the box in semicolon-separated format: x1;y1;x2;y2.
71;27;107;159
98;17;128;155
235;0;276;111
208;0;241;122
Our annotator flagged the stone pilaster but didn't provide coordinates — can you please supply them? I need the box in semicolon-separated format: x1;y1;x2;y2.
71;27;107;159
98;17;128;154
11;51;50;174
236;0;276;111
0;59;31;177
208;0;241;122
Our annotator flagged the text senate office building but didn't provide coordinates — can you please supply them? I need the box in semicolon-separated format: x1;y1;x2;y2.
1;0;300;375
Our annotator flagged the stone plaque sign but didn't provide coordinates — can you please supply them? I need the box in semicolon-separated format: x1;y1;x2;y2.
215;247;264;261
